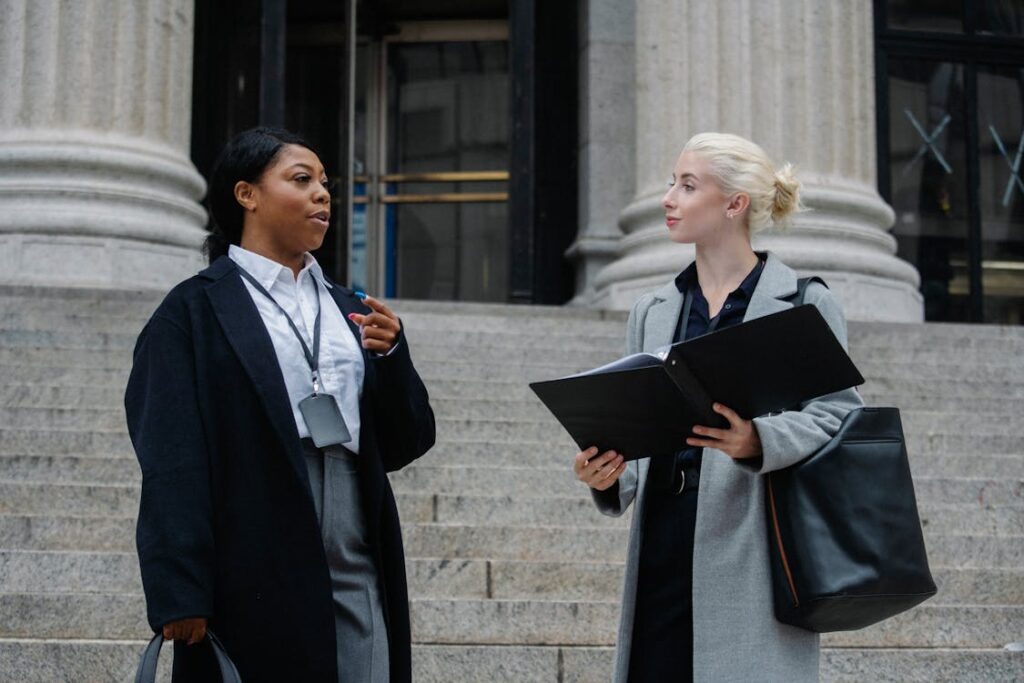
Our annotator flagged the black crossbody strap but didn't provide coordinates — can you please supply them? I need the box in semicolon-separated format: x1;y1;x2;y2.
237;266;322;378
787;276;828;307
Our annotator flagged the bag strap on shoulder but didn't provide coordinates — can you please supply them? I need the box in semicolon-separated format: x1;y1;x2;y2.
786;276;828;307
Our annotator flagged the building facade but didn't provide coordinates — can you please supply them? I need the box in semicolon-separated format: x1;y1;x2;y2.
1;0;1022;324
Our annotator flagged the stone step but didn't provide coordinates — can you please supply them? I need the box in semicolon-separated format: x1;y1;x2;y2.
2;547;1015;615
0;428;133;457
6;365;1024;406
2;420;1021;464
0;638;172;683
0;365;129;387
0;455;142;484
0;640;1020;683
3;408;1020;446
5;450;1020;491
409;522;1024;569
848;320;1024;342
2;406;1022;448
409;600;1024;649
857;360;1024;383
824;605;1024;649
5;344;1024;385
0;507;1017;575
0;515;136;552
0;592;150;640
7;316;1024;366
5;380;1024;419
923;534;1024;569
0;291;161;318
0;552;539;602
857;393;1024;414
821;647;1024;683
0;482;141;517
1;473;1021;532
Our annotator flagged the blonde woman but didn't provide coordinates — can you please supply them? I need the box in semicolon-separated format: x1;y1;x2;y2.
573;133;862;682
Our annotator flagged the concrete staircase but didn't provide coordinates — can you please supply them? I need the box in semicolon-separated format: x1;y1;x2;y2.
0;284;1023;681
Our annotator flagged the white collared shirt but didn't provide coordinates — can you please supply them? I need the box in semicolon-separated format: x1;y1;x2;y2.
229;245;364;452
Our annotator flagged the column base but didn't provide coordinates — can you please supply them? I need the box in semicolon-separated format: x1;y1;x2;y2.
0;130;207;290
0;232;203;290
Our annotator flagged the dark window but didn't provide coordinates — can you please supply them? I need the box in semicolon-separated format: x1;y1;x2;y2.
876;0;1024;323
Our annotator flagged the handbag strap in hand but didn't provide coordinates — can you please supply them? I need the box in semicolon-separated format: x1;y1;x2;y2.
135;631;242;683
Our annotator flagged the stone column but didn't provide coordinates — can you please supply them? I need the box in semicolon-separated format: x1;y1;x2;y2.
0;0;206;289
566;0;636;305
590;0;923;321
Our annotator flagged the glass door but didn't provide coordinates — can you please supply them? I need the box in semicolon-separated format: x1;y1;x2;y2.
351;23;510;301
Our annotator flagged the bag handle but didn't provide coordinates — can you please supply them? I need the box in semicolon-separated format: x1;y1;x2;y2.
135;631;242;683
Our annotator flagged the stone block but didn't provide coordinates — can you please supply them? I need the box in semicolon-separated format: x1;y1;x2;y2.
0;515;135;552
0;592;148;639
0;639;169;683
402;524;630;563
411;644;559;682
561;646;615;683
409;598;619;646
820;647;1024;683
0;482;138;517
822;605;1024;648
489;561;624;600
0;428;133;457
430;494;618;528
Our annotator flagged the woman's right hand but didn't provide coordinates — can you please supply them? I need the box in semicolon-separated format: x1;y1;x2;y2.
574;447;625;491
162;617;208;645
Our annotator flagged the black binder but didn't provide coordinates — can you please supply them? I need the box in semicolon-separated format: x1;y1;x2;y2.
529;304;865;460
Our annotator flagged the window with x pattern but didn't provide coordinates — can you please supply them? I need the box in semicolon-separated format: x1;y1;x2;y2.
877;0;1024;323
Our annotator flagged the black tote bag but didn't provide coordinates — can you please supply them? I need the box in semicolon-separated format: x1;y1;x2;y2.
134;631;242;683
765;406;937;632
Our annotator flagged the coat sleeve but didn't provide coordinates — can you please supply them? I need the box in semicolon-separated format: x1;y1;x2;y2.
124;313;215;632
591;294;655;516
370;322;436;472
748;283;864;474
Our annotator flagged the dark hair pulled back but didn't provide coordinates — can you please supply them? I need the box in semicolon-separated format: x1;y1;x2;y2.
203;127;317;263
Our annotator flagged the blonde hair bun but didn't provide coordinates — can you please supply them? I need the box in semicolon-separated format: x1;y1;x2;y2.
771;162;802;224
682;132;804;232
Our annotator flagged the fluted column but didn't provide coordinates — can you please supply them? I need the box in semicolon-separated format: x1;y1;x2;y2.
566;0;636;304
0;0;206;289
591;0;923;321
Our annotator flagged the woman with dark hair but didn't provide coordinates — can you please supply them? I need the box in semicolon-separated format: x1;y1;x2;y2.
125;127;435;682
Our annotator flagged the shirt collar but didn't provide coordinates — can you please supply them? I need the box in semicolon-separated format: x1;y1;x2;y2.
228;245;332;291
674;255;765;300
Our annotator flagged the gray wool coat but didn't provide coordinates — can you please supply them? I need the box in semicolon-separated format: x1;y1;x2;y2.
593;252;863;683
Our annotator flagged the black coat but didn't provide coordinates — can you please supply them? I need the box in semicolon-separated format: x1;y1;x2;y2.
124;256;435;682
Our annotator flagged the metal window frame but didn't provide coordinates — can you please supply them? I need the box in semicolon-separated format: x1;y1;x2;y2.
874;0;1024;322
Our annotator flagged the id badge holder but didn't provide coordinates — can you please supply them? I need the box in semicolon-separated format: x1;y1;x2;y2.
299;392;351;448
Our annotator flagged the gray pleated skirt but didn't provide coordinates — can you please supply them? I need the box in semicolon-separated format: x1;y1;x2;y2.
302;439;390;683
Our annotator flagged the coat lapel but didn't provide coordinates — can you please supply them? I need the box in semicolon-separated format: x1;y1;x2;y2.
201;257;310;492
641;282;684;352
743;252;799;322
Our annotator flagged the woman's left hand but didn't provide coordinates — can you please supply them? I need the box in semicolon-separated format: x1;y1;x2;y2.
687;402;762;460
348;295;401;354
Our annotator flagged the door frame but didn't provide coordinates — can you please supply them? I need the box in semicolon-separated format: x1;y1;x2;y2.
354;20;510;296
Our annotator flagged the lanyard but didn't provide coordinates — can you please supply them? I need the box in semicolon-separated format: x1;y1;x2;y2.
237;267;324;394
